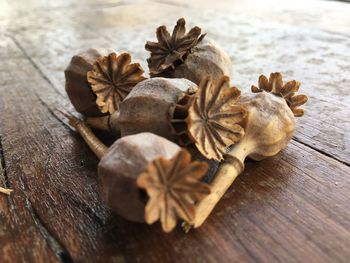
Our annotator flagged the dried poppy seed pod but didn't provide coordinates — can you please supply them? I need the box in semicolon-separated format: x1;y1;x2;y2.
65;49;146;117
87;77;197;140
232;92;296;161
171;38;233;85
98;133;181;223
65;48;115;117
116;77;197;140
145;18;232;85
186;73;308;229
62;114;210;232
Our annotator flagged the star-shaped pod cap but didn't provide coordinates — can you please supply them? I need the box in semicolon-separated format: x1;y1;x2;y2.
171;76;246;161
145;18;206;76
87;52;146;114
137;149;210;232
251;72;308;117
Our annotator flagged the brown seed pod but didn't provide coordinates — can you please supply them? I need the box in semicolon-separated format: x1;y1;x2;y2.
62;113;210;231
98;132;182;223
145;18;232;85
234;91;296;161
100;136;210;230
65;48;115;117
87;77;198;140
186;79;307;229
116;77;197;140
65;48;145;117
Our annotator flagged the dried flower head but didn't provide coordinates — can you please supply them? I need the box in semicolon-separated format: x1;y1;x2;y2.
187;76;246;161
251;72;308;117
145;18;206;76
137;149;210;232
87;52;146;114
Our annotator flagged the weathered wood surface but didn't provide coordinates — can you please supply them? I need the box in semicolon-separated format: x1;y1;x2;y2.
0;0;349;262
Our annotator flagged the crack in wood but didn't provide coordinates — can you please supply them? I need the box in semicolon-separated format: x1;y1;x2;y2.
292;136;350;167
0;134;72;262
8;36;78;132
18;175;73;263
33;90;73;131
58;188;106;227
0;136;10;189
9;35;65;97
0;135;15;209
1;135;72;262
0;42;73;260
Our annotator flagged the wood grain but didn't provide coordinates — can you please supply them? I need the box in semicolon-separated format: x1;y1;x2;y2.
0;0;350;262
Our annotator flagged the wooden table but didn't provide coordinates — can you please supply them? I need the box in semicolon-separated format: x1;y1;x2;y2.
1;0;349;262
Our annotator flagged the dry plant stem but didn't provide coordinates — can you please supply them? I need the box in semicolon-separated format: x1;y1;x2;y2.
72;120;107;159
192;152;244;228
0;186;13;195
75;123;107;159
61;112;108;159
86;115;117;132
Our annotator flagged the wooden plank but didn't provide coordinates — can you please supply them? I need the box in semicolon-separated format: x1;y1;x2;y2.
0;38;115;262
0;152;60;263
0;49;60;263
1;35;350;262
6;1;350;164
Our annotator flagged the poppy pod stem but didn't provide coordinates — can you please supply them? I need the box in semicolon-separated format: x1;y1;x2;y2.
86;115;121;133
187;136;259;229
190;154;244;229
60;111;108;159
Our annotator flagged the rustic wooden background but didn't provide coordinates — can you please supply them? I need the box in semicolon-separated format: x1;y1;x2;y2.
0;0;350;262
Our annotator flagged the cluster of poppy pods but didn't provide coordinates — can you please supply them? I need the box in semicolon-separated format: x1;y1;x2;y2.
62;18;307;232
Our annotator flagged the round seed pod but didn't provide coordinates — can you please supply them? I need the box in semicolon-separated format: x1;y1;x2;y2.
113;77;197;140
171;38;232;85
97;132;181;222
65;49;146;117
236;72;308;160
145;18;232;85
236;91;296;161
65;48;115;117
